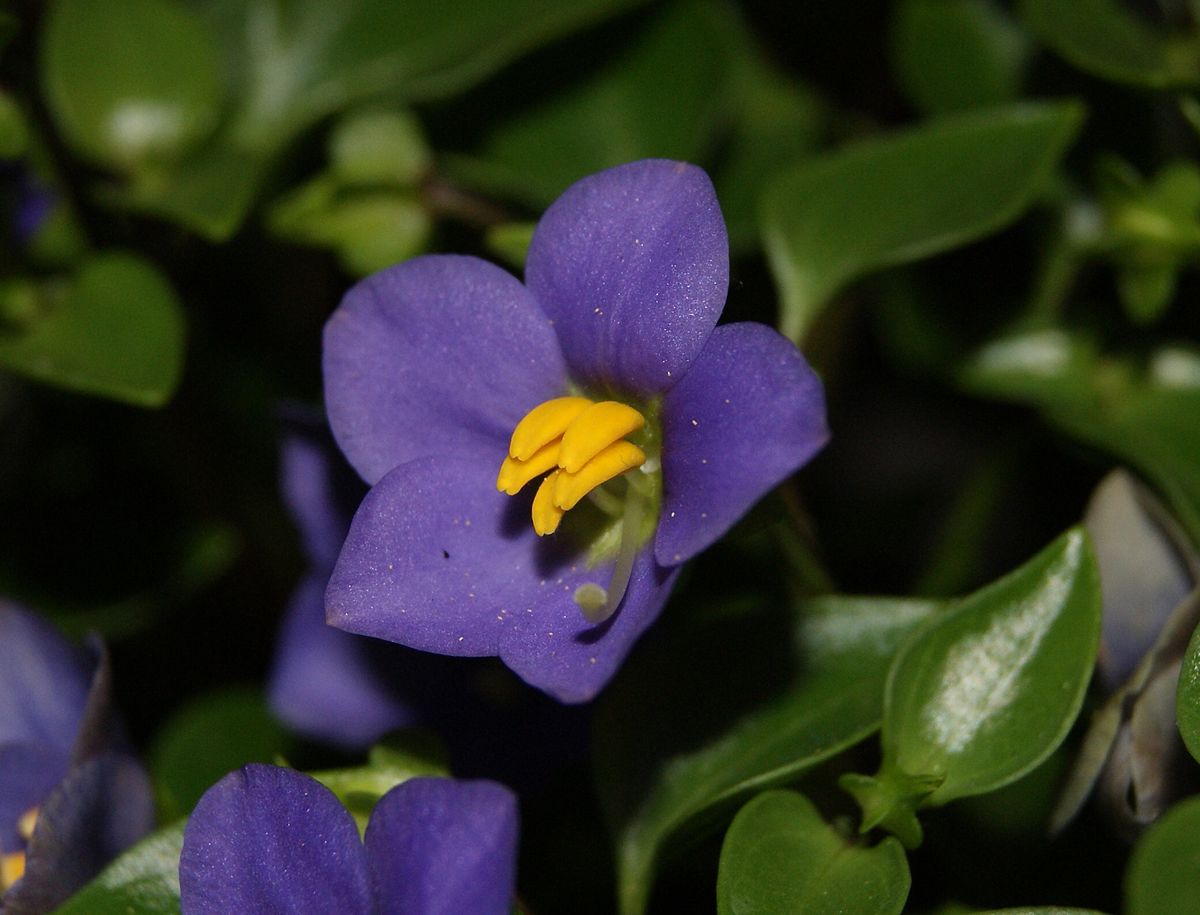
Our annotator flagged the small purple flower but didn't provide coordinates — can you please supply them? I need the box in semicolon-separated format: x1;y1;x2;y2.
324;159;828;702
267;412;419;748
0;601;153;914
266;414;588;779
179;765;518;915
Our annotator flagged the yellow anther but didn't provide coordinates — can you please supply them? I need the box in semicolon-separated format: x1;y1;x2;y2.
554;440;646;511
496;439;562;495
559;401;646;474
1;851;25;891
508;397;593;461
17;808;38;843
532;471;565;536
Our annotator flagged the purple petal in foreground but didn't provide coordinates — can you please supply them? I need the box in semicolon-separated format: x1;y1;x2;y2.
268;573;418;748
0;602;92;751
324;255;567;486
526;160;728;396
655;323;828;566
179;766;371;915
365;777;517;915
327;456;679;702
9;754;154;915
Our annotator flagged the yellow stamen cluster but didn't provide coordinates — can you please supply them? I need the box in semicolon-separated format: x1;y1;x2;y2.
0;808;38;891
498;396;647;535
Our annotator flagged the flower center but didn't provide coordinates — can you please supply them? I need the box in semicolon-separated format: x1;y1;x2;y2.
497;396;657;624
0;807;39;891
497;397;648;536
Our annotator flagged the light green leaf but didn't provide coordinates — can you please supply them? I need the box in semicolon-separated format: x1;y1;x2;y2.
885;528;1101;805
717;791;909;915
42;0;222;170
891;0;1030;115
1126;794;1200;915
763;101;1083;341
596;595;940;915
310;733;449;832
1020;0;1200;89
844;529;1101;848
329;108;429;188
149;686;291;820
962;336;1200;548
50;821;184;915
0;253;185;407
1177;619;1200;764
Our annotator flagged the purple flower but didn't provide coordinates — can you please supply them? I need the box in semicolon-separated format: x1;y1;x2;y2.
266;414;588;780
324;159;828;702
267;412;419;748
0;601;153;914
179;765;518;915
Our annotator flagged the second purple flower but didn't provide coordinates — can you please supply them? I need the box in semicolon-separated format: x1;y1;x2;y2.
323;159;828;702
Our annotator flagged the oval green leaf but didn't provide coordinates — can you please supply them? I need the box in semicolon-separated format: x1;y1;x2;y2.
0;253;185;406
596;594;940;915
1126;794;1200;915
1177;620;1200;764
50;821;183;915
42;0;221;170
883;527;1101;804
718;791;910;915
1020;0;1200;89
762;100;1083;341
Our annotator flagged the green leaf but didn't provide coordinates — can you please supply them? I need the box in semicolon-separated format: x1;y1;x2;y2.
763;101;1083;341
596;595;940;915
328;108;429;188
118;0;646;238
974;910;1110;914
0;90;28;158
1177;619;1200;764
42;0;222;170
1020;0;1200;89
1126;794;1200;915
891;0;1030;115
485;222;537;269
876;528;1101;813
717;791;910;915
712;46;824;252
454;0;731;207
962;335;1200;548
310;732;449;832
149;686;291;820
50;821;183;915
0;253;185;407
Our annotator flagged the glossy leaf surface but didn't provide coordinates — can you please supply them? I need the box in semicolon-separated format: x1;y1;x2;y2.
596;595;939;915
42;0;221;169
882;528;1101;805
